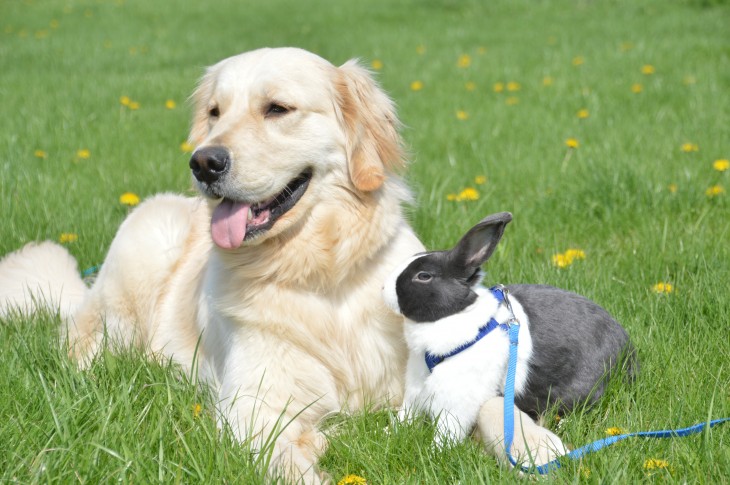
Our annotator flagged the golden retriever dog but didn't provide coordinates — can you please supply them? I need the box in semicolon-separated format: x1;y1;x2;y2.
0;47;425;482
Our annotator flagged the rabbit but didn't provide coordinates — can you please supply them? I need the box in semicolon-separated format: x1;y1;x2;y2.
383;211;637;464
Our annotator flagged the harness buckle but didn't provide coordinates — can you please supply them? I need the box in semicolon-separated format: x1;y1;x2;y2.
494;284;519;327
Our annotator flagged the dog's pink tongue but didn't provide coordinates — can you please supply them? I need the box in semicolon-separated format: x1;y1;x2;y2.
211;200;249;249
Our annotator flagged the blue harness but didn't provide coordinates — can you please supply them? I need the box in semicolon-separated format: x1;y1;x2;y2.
424;287;511;373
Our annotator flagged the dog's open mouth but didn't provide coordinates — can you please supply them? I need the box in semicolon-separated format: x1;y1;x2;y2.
211;169;313;249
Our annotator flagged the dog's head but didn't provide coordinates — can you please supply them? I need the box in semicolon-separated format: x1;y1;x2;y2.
188;47;405;250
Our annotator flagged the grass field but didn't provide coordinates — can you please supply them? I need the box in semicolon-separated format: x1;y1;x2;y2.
1;0;729;482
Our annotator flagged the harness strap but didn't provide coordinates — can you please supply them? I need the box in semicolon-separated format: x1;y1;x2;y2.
424;287;509;373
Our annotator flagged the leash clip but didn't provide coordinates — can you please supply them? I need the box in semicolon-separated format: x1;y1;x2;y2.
494;284;519;327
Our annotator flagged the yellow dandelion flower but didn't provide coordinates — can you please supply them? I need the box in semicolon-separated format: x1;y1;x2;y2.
493;82;505;93
631;83;643;93
506;81;521;92
474;175;487;185
542;76;554;87
76;149;91;159
457;54;471;68
680;142;699;152
34;149;48;159
683;75;697;85
416;45;426;55
652;282;674;294
577;109;590;119
410;80;423;91
50;19;60;29
505;96;519;106
706;185;724;197
120;95;131;106
180;141;195;153
465;81;476;91
165;99;176;109
668;183;678;193
572;56;585;66
641;64;656;75
605;427;626;436
192;403;202;418
103;40;112;49
119;192;140;206
620;42;634;52
447;193;458;201
643;458;670;470
370;59;383;70
59;233;78;244
552;249;585;268
552;253;570;268
477;46;487;55
337;475;367;485
456;110;469;121
458;187;479;201
712;159;729;172
129;46;138;55
580;466;591;479
128;101;140;110
565;138;579;149
564;249;586;261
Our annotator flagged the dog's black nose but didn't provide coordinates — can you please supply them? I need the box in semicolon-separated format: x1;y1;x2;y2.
189;146;230;184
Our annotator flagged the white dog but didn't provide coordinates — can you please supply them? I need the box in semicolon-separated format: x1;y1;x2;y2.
0;47;425;482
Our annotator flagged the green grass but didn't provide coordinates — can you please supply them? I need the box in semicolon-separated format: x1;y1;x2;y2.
1;0;729;482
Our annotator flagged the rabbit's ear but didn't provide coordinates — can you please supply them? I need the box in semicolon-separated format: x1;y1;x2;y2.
449;212;512;269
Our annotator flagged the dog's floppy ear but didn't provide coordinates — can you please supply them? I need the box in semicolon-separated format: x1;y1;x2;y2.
187;67;217;147
336;60;405;192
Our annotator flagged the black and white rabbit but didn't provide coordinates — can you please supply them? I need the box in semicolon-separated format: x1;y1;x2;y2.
383;212;636;463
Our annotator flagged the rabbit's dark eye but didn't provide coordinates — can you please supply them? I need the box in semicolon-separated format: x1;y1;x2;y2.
414;271;433;283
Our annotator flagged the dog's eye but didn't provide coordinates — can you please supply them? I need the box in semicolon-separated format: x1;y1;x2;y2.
209;106;220;118
414;272;433;283
265;103;291;117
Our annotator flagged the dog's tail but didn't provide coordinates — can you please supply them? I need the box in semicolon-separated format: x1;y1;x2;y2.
0;241;88;322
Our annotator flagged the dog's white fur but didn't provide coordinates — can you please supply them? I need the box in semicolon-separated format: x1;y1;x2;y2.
0;241;87;320
0;47;425;482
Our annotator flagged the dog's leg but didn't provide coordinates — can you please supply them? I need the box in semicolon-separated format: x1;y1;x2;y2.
270;427;330;484
220;393;330;484
475;396;568;467
66;195;202;365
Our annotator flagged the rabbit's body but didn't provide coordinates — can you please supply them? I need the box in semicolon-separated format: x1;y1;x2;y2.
384;212;636;463
507;284;634;417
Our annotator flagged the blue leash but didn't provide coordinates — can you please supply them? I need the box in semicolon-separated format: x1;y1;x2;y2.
81;265;100;278
502;298;730;474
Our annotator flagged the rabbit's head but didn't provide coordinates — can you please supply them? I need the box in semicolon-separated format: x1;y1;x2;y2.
383;212;512;322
